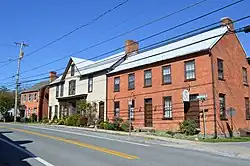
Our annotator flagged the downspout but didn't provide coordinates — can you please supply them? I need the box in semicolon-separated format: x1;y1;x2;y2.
209;50;217;138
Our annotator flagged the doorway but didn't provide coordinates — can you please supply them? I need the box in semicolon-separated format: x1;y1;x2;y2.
184;94;200;128
99;101;104;121
144;98;153;127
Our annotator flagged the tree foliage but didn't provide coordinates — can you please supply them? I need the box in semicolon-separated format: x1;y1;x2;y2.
0;86;15;118
76;99;97;125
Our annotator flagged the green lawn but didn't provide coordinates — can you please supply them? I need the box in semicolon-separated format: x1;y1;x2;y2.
201;137;250;143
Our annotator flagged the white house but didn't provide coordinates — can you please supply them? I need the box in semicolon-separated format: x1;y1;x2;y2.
48;40;139;121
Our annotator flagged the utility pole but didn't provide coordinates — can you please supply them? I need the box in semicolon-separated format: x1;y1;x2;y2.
14;41;28;122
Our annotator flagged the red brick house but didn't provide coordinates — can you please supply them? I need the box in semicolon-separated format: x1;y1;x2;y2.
107;18;250;136
20;72;55;121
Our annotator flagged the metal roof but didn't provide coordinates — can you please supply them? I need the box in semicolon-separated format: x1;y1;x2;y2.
109;27;228;74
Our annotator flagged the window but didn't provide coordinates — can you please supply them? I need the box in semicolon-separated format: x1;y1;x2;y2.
34;93;37;101
28;94;33;101
162;65;171;84
219;94;226;120
56;85;59;97
185;60;195;80
88;76;93;93
128;100;135;120
114;101;120;117
114;77;120;92
144;69;152;87
49;106;52;120
69;80;76;95
163;97;172;119
60;84;64;97
23;94;26;102
128;73;135;90
71;64;75;76
243;67;248;85
245;97;250;120
55;105;58;118
217;59;224;80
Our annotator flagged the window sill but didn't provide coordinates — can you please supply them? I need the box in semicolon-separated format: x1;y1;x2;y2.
127;118;135;121
113;90;120;93
162;117;173;120
218;78;226;81
128;88;135;91
184;78;196;82
220;117;228;121
246;117;250;120
144;85;152;88
162;82;171;85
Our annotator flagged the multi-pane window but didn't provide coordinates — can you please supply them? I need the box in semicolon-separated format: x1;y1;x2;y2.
245;97;250;120
163;97;172;119
34;93;37;101
144;69;152;87
114;101;120;117
88;76;93;93
162;66;171;84
243;67;248;85
128;73;135;90
28;94;33;101
128;100;135;120
114;77;120;92
217;59;224;80
219;94;226;120
71;64;75;76
55;105;58;118
23;94;26;102
185;60;195;80
69;80;76;95
56;85;59;97
60;84;64;97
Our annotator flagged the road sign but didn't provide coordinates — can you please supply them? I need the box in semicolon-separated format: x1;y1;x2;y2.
197;94;207;100
227;107;236;117
182;89;189;102
128;99;132;106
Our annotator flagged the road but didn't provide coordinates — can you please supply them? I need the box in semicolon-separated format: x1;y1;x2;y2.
0;123;249;166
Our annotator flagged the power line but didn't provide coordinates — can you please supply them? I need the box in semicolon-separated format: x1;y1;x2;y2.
0;0;210;77
12;24;249;87
0;0;129;68
16;0;243;77
15;15;250;82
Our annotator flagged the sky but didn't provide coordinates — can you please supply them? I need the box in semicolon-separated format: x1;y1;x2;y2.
0;0;249;89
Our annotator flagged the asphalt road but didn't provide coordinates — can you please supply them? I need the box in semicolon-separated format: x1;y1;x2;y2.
0;123;249;166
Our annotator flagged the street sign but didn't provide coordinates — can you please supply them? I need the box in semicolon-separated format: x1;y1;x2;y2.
227;107;236;117
182;89;189;102
197;94;207;100
128;99;132;106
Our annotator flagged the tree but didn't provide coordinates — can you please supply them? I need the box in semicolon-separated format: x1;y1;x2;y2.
0;86;15;121
76;99;97;125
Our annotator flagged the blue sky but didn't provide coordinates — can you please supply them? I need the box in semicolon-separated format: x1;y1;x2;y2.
0;0;249;89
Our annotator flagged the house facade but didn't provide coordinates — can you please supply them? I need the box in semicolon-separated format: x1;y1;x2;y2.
107;18;250;136
48;41;138;121
21;80;50;121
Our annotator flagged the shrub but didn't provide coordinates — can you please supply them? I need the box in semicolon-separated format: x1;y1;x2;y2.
99;121;104;129
113;117;123;131
103;121;114;130
31;114;37;123
179;120;197;135
76;116;88;127
65;114;81;126
42;117;49;124
57;119;64;125
120;121;132;132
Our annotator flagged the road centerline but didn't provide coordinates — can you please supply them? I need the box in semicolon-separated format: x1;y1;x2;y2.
2;126;139;160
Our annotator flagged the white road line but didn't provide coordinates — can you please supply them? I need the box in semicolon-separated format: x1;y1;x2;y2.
0;137;54;166
10;124;150;147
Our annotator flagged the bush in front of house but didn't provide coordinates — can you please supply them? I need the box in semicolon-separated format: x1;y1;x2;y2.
112;117;123;131
103;121;114;130
120;121;132;132
179;120;197;135
76;116;88;127
31;114;37;123
57;119;64;125
42;117;49;124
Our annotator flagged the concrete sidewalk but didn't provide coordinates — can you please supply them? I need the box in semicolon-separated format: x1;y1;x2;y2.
16;123;250;160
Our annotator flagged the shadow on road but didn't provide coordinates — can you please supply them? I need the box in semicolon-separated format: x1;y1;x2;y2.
0;130;34;166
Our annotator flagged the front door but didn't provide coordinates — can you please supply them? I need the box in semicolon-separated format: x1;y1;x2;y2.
184;94;200;128
99;101;104;121
144;98;153;127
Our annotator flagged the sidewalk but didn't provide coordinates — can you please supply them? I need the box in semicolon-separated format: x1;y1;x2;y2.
26;124;250;160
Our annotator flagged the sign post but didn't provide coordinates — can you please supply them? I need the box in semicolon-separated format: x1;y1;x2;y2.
197;94;207;138
128;99;132;136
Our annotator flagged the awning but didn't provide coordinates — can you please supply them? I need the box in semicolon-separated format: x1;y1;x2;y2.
57;94;87;102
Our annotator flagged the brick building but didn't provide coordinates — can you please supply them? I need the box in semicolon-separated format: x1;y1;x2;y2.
20;75;51;121
107;18;250;136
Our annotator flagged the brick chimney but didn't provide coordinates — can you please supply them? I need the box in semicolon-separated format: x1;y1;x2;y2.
49;71;57;82
125;40;139;55
221;17;234;31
